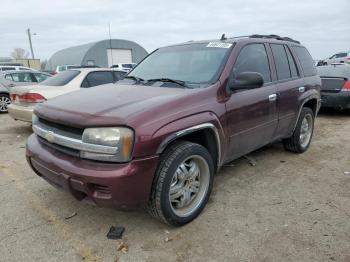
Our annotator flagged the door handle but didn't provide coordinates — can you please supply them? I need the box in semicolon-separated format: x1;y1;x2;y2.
8;84;15;87
268;94;277;102
299;86;305;93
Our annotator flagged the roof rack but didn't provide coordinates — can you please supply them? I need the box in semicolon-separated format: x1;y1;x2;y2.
249;34;300;44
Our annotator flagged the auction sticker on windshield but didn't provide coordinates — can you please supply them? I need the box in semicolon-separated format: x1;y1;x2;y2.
206;42;232;48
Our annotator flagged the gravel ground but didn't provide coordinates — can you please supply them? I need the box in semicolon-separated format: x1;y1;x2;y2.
0;111;349;262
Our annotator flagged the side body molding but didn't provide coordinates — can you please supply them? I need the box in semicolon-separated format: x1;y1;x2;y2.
156;123;222;169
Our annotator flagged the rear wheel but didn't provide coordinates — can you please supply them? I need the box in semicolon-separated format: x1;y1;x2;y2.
0;94;11;113
148;141;214;226
283;107;314;153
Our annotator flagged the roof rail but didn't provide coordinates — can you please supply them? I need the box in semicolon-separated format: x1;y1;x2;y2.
249;34;300;44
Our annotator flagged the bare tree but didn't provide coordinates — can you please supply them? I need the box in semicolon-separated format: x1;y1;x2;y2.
10;48;29;59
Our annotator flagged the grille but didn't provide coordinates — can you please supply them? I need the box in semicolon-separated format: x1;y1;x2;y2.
38;117;83;140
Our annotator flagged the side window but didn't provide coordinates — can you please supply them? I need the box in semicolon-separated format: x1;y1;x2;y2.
336;53;347;58
270;44;291;80
113;71;127;80
11;73;33;82
233;43;271;83
84;71;114;87
285;46;299;78
292;46;317;77
2;67;15;71
5;74;13;81
19;67;30;70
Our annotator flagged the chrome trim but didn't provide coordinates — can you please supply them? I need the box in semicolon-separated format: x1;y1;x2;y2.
268;94;277;101
156;123;222;168
33;124;118;154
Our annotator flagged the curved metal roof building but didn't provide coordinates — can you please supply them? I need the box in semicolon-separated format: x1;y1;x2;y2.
47;39;148;70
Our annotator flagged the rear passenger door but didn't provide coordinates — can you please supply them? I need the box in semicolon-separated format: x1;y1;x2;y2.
80;71;116;88
269;44;304;138
225;43;278;160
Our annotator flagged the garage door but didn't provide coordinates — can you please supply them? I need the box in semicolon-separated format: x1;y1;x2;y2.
107;49;132;67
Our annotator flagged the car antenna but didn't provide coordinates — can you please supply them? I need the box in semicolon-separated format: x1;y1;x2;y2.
220;33;227;40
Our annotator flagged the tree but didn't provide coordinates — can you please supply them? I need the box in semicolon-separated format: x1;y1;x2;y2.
10;48;29;59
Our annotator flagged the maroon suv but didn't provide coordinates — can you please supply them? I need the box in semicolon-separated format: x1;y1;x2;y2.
26;34;321;226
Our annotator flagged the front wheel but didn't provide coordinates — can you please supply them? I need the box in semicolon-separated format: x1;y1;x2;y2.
0;94;11;113
148;141;214;226
283;107;315;153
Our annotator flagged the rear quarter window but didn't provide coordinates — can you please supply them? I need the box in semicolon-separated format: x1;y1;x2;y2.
292;46;317;77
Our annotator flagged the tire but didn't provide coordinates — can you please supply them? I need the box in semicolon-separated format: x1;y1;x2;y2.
148;141;214;226
0;94;11;113
283;107;314;153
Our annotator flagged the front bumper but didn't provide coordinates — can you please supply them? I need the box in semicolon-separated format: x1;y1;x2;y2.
321;91;350;109
26;134;159;208
8;103;34;122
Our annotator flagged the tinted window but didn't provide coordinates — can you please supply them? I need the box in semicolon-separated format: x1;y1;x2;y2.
113;71;127;80
271;44;291;80
19;67;30;70
1;67;15;71
285;46;299;77
11;72;33;82
292;46;317;77
122;64;133;68
40;70;80;86
233;43;271;83
84;71;114;87
336;53;347;58
34;73;50;82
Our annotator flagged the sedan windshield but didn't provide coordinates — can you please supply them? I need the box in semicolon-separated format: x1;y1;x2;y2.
129;42;232;85
40;70;80;86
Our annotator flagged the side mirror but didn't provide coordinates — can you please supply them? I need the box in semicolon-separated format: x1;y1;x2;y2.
228;72;264;92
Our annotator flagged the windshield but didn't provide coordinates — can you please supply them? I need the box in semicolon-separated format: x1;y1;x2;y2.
129;42;232;85
40;70;80;86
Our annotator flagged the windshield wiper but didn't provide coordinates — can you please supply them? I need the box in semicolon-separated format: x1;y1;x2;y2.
147;78;189;88
123;75;145;83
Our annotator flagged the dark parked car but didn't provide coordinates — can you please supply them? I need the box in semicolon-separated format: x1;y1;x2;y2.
317;64;350;111
26;34;321;226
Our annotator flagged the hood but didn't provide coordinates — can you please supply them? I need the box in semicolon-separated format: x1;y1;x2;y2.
35;83;202;128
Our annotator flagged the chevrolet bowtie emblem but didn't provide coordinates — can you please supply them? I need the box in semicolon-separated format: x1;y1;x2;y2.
45;131;55;143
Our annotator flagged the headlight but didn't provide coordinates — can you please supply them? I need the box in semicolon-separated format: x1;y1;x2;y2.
81;127;134;162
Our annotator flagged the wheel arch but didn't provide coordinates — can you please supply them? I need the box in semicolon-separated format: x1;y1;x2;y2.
156;122;223;172
292;95;320;133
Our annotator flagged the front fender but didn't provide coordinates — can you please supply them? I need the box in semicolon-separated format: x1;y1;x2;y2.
132;112;226;167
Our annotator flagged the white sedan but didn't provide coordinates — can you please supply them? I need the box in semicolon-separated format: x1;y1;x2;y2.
7;68;126;122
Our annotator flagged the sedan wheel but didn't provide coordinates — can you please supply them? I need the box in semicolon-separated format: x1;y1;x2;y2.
0;94;11;113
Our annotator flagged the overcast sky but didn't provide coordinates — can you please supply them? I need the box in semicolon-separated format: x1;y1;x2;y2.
0;0;349;61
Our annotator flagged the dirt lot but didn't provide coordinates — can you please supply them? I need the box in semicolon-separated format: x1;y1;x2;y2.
0;111;349;262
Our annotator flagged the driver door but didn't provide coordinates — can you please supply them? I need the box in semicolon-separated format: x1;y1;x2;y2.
225;43;278;160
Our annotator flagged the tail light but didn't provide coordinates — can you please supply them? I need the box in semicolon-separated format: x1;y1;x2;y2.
10;94;17;101
342;80;350;91
18;93;46;103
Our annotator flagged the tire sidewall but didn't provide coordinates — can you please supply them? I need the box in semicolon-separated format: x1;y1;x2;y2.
159;143;214;226
295;108;314;152
0;94;10;113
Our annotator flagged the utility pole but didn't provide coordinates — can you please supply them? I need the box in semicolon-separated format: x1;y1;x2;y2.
27;28;35;59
